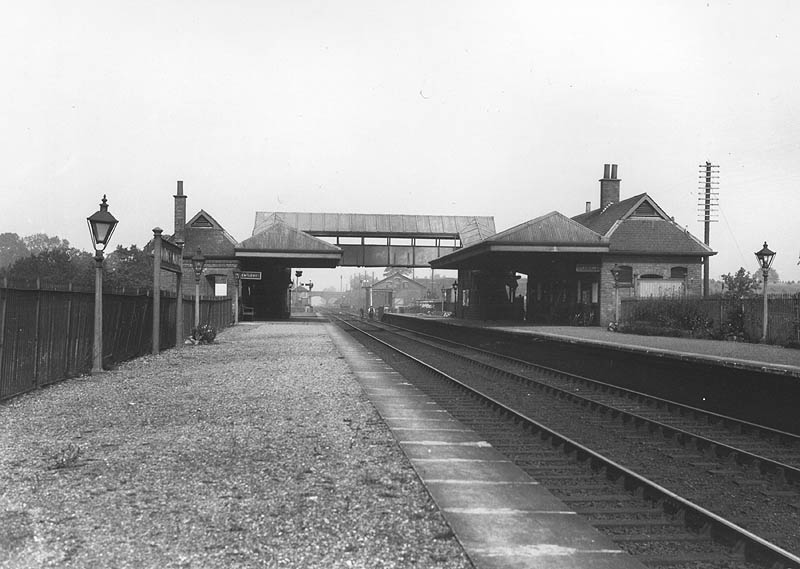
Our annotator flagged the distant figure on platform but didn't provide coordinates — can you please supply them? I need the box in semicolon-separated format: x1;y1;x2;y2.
359;307;365;319
368;306;375;320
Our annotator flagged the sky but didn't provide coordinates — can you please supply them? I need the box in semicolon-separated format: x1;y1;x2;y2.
2;1;799;290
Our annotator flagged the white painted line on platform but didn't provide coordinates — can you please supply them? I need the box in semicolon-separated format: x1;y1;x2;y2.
412;458;511;463
392;428;473;432
443;508;577;515
400;441;492;446
424;479;540;485
467;544;626;557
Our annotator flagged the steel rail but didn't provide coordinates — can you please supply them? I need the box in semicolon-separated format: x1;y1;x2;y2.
332;314;800;569
376;319;800;484
382;318;800;443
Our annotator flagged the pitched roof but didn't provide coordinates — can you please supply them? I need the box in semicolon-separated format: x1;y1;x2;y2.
491;211;607;245
571;193;661;235
237;218;341;253
430;211;609;269
178;209;238;257
372;271;426;290
607;219;713;255
572;193;714;256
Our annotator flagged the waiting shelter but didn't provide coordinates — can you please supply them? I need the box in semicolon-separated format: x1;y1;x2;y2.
431;165;715;326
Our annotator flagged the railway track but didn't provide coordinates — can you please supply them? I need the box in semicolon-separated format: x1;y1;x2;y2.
329;312;800;569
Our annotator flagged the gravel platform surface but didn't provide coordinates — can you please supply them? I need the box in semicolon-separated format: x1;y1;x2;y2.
0;322;471;569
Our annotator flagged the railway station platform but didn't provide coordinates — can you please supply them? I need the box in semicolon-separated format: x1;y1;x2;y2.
388;314;800;379
327;322;646;569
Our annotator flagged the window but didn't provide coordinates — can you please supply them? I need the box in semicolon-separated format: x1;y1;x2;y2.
671;266;688;279
616;265;633;285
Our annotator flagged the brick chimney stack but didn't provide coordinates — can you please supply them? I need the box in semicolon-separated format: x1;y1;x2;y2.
600;164;620;209
174;180;187;244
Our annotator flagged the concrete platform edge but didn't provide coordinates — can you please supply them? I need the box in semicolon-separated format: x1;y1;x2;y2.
325;322;647;569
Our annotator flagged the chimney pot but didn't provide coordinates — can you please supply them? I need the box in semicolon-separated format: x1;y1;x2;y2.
585;201;591;213
599;164;621;208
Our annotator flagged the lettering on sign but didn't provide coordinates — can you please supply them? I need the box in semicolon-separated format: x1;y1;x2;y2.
240;271;262;280
575;264;601;273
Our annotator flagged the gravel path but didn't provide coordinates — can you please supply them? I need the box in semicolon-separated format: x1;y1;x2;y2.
0;322;470;569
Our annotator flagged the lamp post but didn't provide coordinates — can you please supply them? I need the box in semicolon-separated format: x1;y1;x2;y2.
610;264;622;328
175;238;184;347
87;195;118;374
307;282;314;311
294;270;303;313
755;242;776;342
191;248;206;329
451;280;459;317
361;279;372;310
232;271;241;324
441;287;446;313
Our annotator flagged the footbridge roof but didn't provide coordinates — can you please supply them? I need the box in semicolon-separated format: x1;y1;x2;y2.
253;212;495;246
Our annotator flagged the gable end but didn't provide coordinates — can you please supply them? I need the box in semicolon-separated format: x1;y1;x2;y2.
191;215;213;228
633;201;660;217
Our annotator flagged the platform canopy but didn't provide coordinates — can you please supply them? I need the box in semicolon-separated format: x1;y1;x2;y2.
236;218;342;268
430;211;609;270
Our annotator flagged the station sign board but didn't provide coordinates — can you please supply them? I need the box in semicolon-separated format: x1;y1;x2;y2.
240;271;262;280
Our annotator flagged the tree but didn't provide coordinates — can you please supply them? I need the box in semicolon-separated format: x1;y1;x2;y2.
2;247;94;287
755;268;779;284
105;244;153;290
0;233;28;269
22;233;70;255
720;267;759;298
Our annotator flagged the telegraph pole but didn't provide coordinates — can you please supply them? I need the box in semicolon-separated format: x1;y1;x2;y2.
698;162;719;297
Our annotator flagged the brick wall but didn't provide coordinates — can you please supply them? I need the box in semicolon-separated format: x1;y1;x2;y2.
600;256;704;325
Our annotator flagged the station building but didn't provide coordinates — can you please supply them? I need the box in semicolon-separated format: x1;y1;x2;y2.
166;164;713;326
431;164;715;325
371;271;429;310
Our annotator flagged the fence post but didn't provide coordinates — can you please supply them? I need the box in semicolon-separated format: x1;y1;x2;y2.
175;267;183;347
152;228;162;355
0;278;6;350
65;282;73;375
33;278;41;388
0;279;6;383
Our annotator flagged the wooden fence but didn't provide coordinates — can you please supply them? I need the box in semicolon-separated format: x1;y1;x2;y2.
620;294;800;346
0;283;232;402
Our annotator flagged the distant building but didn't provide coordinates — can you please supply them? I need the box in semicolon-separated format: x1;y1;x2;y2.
371;271;427;309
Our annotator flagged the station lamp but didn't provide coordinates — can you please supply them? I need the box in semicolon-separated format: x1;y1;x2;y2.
610;264;622;327
754;242;776;342
191;248;206;328
87;195;119;256
451;281;459;317
87;195;118;374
